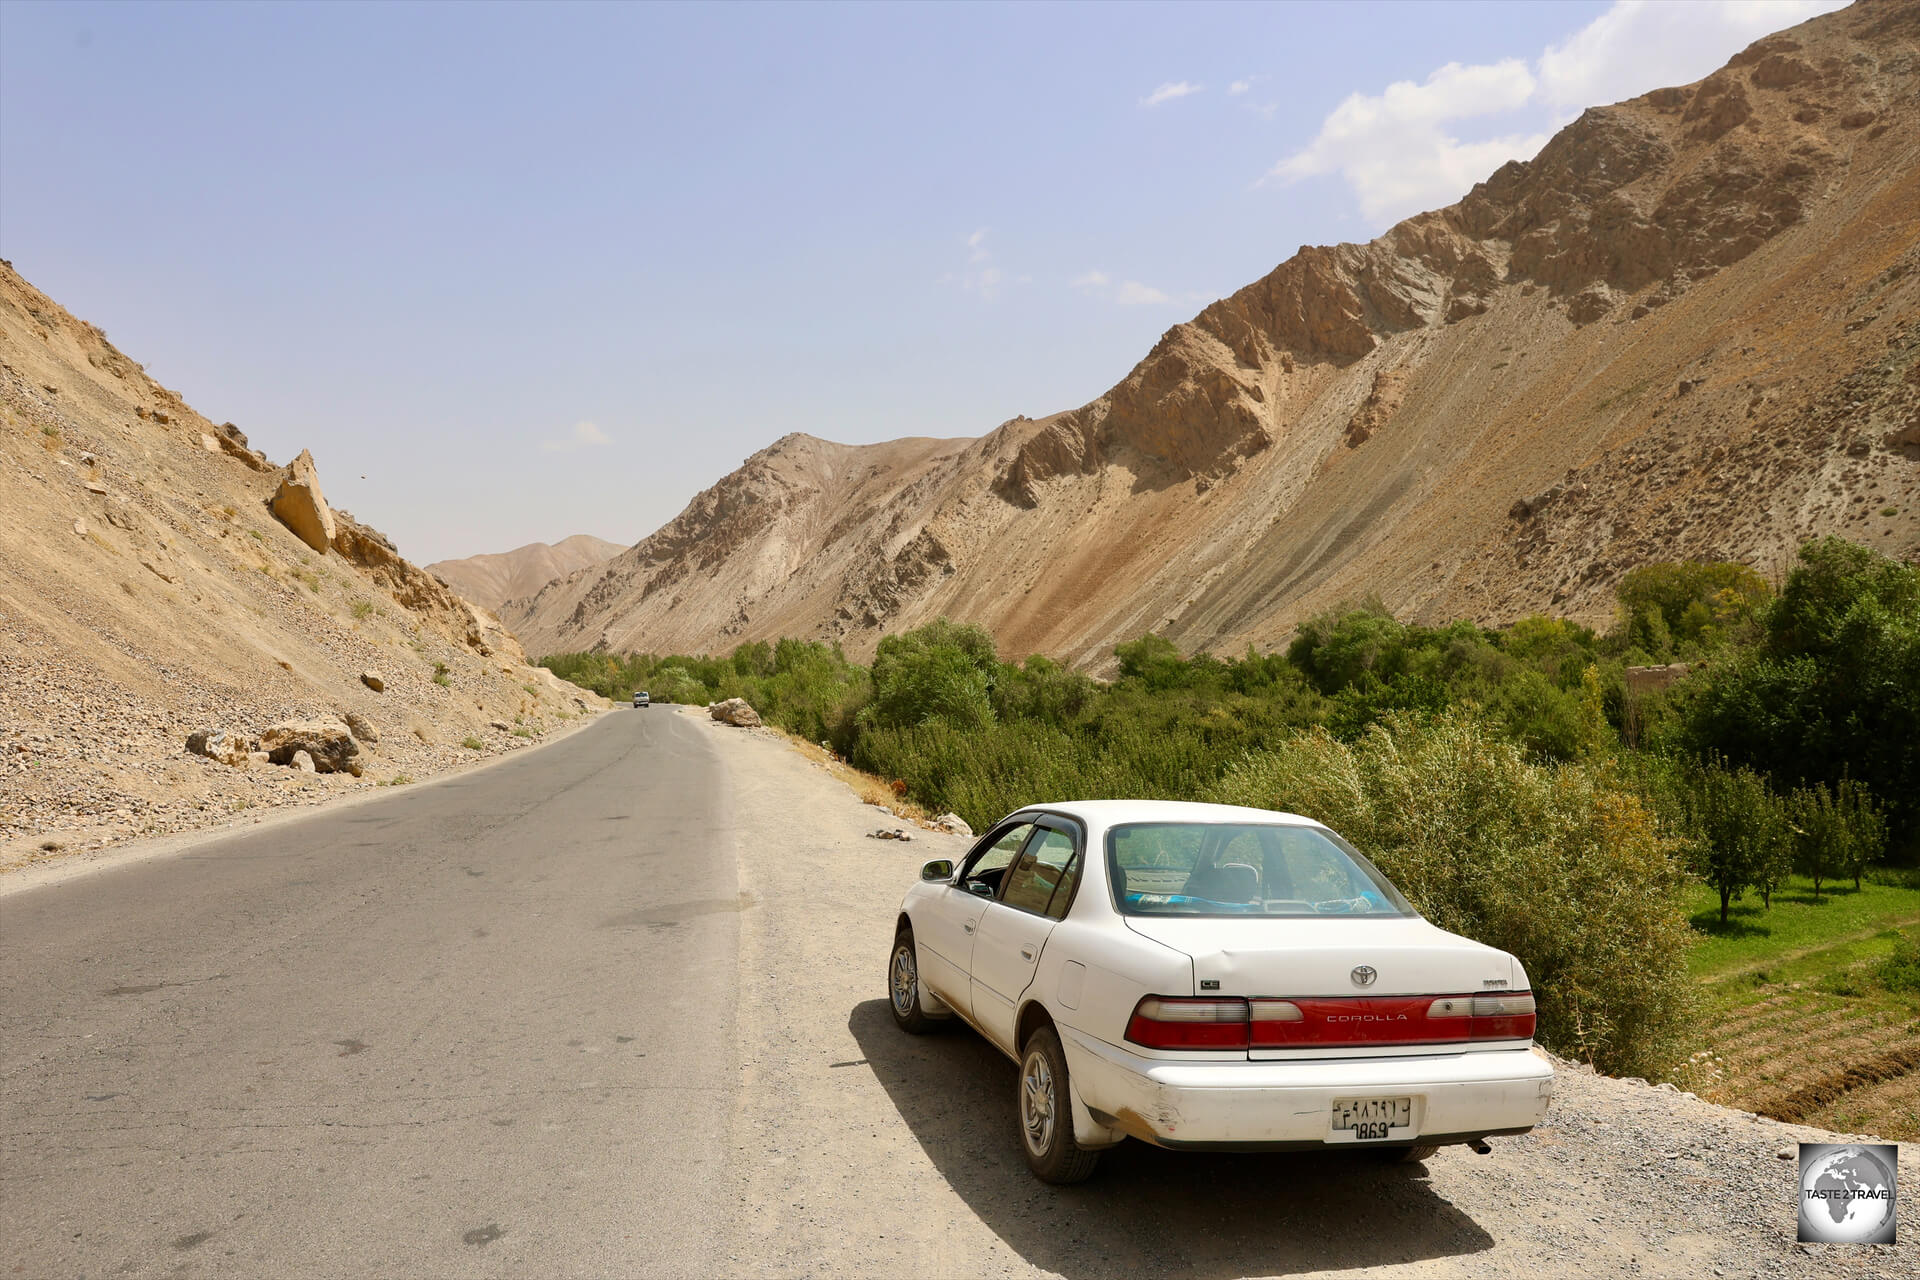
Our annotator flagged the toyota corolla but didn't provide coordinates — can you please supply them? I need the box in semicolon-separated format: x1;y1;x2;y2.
887;800;1553;1183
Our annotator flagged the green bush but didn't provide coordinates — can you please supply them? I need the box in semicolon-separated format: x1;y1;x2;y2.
1877;934;1920;994
863;618;998;731
1614;560;1769;660
1206;713;1694;1078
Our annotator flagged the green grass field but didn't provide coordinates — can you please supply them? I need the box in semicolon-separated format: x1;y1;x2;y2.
1677;871;1920;1140
1687;872;1920;981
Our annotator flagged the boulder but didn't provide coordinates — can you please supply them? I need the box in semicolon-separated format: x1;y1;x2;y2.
260;720;361;775
342;711;379;745
186;728;258;767
708;698;762;728
290;750;317;774
932;813;974;837
269;449;337;554
360;670;386;692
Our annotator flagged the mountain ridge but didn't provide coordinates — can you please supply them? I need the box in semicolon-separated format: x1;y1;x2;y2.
509;0;1920;666
427;534;625;613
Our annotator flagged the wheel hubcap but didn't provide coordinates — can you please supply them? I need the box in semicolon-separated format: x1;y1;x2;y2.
1021;1049;1055;1156
890;944;917;1016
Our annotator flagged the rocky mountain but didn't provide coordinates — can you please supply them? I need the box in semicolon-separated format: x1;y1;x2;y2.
0;263;604;868
510;0;1920;668
428;535;625;613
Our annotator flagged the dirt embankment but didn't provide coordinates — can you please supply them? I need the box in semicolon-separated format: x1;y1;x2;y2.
0;261;608;872
691;705;1915;1279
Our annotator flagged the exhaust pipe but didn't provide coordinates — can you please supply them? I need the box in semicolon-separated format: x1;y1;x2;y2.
1468;1138;1492;1155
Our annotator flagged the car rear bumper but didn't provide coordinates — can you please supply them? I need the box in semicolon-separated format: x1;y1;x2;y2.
1060;1027;1553;1149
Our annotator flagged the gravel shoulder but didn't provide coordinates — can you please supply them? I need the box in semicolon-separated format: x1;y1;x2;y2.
0;705;607;896
693;705;1918;1279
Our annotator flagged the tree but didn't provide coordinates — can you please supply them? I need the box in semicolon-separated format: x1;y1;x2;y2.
1683;538;1920;857
1686;762;1792;924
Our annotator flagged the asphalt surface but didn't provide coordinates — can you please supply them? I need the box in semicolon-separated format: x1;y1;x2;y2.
2;709;737;1277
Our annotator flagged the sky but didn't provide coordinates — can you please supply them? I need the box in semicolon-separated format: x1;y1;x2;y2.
0;0;1844;565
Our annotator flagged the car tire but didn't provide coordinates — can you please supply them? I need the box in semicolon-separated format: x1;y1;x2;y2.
1018;1025;1101;1184
1371;1143;1441;1164
888;927;940;1035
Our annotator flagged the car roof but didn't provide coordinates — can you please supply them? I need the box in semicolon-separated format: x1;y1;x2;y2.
1011;799;1323;829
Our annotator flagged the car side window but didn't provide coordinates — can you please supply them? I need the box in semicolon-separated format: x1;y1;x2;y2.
1000;827;1077;917
960;823;1034;899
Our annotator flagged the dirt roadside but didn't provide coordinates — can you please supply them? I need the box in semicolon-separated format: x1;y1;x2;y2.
688;705;1917;1279
0;705;607;896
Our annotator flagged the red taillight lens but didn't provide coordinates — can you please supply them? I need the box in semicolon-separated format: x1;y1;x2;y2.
1125;991;1536;1050
1124;996;1249;1049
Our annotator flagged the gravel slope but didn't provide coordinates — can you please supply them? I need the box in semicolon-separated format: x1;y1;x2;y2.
698;706;1917;1279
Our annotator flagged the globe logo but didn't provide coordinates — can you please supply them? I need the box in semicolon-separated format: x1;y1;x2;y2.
1798;1143;1897;1244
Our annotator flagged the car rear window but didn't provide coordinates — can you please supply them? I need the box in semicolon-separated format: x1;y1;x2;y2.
1107;822;1414;917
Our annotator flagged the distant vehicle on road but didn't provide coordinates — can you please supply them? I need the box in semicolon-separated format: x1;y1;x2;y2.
888;800;1552;1183
633;691;650;708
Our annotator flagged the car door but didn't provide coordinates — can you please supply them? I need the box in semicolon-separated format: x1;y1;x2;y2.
914;821;1036;1017
969;820;1083;1054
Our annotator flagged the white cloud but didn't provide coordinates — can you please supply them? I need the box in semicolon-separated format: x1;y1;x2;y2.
1538;0;1845;113
1142;81;1202;108
541;421;611;453
1228;79;1252;96
1115;281;1171;306
1271;59;1544;223
1268;0;1843;228
1072;271;1175;306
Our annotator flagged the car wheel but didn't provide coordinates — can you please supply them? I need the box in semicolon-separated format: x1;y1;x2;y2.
1370;1143;1440;1164
1018;1025;1101;1184
888;927;939;1034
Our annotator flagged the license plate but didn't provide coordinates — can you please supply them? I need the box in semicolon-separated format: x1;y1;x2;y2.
1331;1096;1412;1140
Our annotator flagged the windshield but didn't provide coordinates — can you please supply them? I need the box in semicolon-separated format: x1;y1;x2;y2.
1106;822;1415;917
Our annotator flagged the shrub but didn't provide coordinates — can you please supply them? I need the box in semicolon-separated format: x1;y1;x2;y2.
1205;712;1694;1077
460;736;483;750
351;599;375;620
1877;934;1920;994
863;618;998;731
1614;560;1770;660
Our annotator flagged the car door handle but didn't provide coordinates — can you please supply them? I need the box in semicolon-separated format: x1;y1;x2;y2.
963;920;977;934
1020;945;1036;961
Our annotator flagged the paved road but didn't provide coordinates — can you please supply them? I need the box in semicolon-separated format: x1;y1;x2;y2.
2;710;735;1277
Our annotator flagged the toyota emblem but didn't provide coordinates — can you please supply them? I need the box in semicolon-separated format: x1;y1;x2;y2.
1351;965;1377;987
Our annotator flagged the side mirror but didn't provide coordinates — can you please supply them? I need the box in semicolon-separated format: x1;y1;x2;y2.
920;859;954;882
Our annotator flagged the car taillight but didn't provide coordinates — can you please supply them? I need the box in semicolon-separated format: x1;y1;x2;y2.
1124;997;1250;1049
1428;991;1536;1041
1126;991;1536;1051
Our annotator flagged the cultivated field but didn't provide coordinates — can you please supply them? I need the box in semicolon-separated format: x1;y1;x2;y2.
1678;873;1920;1139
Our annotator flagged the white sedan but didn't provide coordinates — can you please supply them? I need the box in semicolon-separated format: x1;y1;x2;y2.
888;800;1553;1183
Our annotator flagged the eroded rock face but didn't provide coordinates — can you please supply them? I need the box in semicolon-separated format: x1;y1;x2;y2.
342;711;379;745
270;449;337;554
260;720;361;775
708;698;762;728
186;728;257;767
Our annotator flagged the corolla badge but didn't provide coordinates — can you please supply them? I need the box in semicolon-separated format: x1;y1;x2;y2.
1351;965;1378;987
